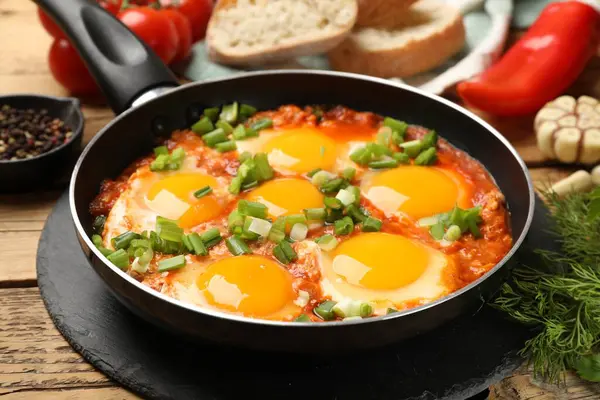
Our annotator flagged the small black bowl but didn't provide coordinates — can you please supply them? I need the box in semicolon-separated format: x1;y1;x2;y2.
0;94;84;193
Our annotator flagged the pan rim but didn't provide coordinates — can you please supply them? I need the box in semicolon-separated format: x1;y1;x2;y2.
69;69;535;328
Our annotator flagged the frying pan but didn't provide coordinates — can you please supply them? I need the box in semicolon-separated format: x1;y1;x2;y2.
37;0;535;353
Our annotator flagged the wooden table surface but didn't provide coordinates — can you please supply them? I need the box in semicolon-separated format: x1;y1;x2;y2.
2;1;600;398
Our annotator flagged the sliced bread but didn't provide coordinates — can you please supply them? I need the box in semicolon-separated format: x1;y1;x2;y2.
206;0;358;66
356;0;419;29
328;0;465;78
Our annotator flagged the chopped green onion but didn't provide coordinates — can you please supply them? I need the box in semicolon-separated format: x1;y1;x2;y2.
107;249;129;269
191;117;214;135
324;196;343;210
285;214;307;227
377;126;393;147
203;128;227;148
320;178;345;194
130;239;150;249
156;218;183;243
332;299;358;318
314;300;337;321
106;249;129;269
346;205;367;223
240;104;257;118
414;147;437;166
387;308;398;314
392;130;404;145
232;125;247;140
238;200;268;219
304;208;327;221
250;118;273;131
294;314;311;322
216;120;233;134
226;236;252;255
383;117;408;134
157;255;186;272
93;215;106;234
181;234;193;252
273;240;297;264
421;130;438;149
241;181;258;191
315;234;338;251
203;107;220;122
254;153;274;181
307;168;322;178
138;247;154;266
311;170;335;187
193;185;213;198
335;188;355;206
216;140;237;153
150;154;170;171
92;234;103;248
368;159;398;169
392;152;410;164
170;147;185;164
188;233;208;256
200;228;222;247
362;217;382;232
247;216;272;237
334;216;354;235
366;142;392;157
228;176;243;195
401;140;423;158
154;146;169;156
290;223;308;241
228;210;245;232
268;217;286;243
325;208;344;224
444;224;462;242
350;146;371;165
430;221;446;240
238;151;252;163
220;102;238;124
111;231;140;250
342;167;356;181
360;302;374;317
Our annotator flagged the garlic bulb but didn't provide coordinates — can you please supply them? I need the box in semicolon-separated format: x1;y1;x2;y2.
535;96;600;164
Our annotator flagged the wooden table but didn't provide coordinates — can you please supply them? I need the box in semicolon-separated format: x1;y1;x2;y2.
1;1;600;398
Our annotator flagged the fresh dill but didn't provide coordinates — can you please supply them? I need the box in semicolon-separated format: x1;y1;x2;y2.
494;188;600;383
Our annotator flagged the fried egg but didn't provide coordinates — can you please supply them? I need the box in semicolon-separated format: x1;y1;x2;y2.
319;233;452;314
103;157;232;245
236;124;377;175
245;178;324;218
360;165;473;220
165;254;301;319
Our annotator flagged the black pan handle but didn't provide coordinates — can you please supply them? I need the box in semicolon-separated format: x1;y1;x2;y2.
34;0;179;114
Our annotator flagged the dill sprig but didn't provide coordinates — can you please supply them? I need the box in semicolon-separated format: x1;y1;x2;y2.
494;188;600;383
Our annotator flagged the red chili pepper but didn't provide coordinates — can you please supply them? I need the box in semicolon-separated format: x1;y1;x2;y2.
457;1;600;116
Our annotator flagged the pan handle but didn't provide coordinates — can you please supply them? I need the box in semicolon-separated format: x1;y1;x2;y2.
34;0;179;114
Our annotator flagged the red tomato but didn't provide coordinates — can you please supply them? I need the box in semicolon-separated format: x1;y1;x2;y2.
172;0;213;42
118;8;179;64
161;9;193;63
38;0;122;39
48;39;99;95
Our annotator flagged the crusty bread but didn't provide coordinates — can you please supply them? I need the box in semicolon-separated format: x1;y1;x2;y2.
207;0;358;66
356;0;419;29
328;0;466;78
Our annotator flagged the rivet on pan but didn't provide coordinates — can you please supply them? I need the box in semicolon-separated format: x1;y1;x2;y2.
186;104;204;126
152;117;171;137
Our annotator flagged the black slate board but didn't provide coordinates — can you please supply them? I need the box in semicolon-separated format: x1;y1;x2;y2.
37;193;551;400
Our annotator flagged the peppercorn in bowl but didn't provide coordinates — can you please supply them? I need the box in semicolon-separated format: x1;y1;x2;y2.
0;94;84;192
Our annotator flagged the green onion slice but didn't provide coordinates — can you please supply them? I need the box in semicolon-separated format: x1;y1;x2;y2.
191;117;214;135
226;236;252;256
334;216;354;235
314;300;337;321
157;255;186;272
315;234;338;251
273;240;297;265
107;249;129;270
193;185;213;198
238;200;268;219
220;102;239;124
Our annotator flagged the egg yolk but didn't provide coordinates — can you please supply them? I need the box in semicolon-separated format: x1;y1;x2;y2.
245;178;324;218
197;255;295;317
263;127;337;173
333;233;431;290
367;166;471;219
147;173;222;228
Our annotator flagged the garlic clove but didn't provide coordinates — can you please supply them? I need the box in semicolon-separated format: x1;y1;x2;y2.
553;128;581;163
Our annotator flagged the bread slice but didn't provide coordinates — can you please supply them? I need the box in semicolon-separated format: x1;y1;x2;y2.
206;0;358;66
328;0;465;78
356;0;419;29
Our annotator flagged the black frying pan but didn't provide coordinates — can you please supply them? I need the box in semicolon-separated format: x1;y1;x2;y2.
37;0;535;353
